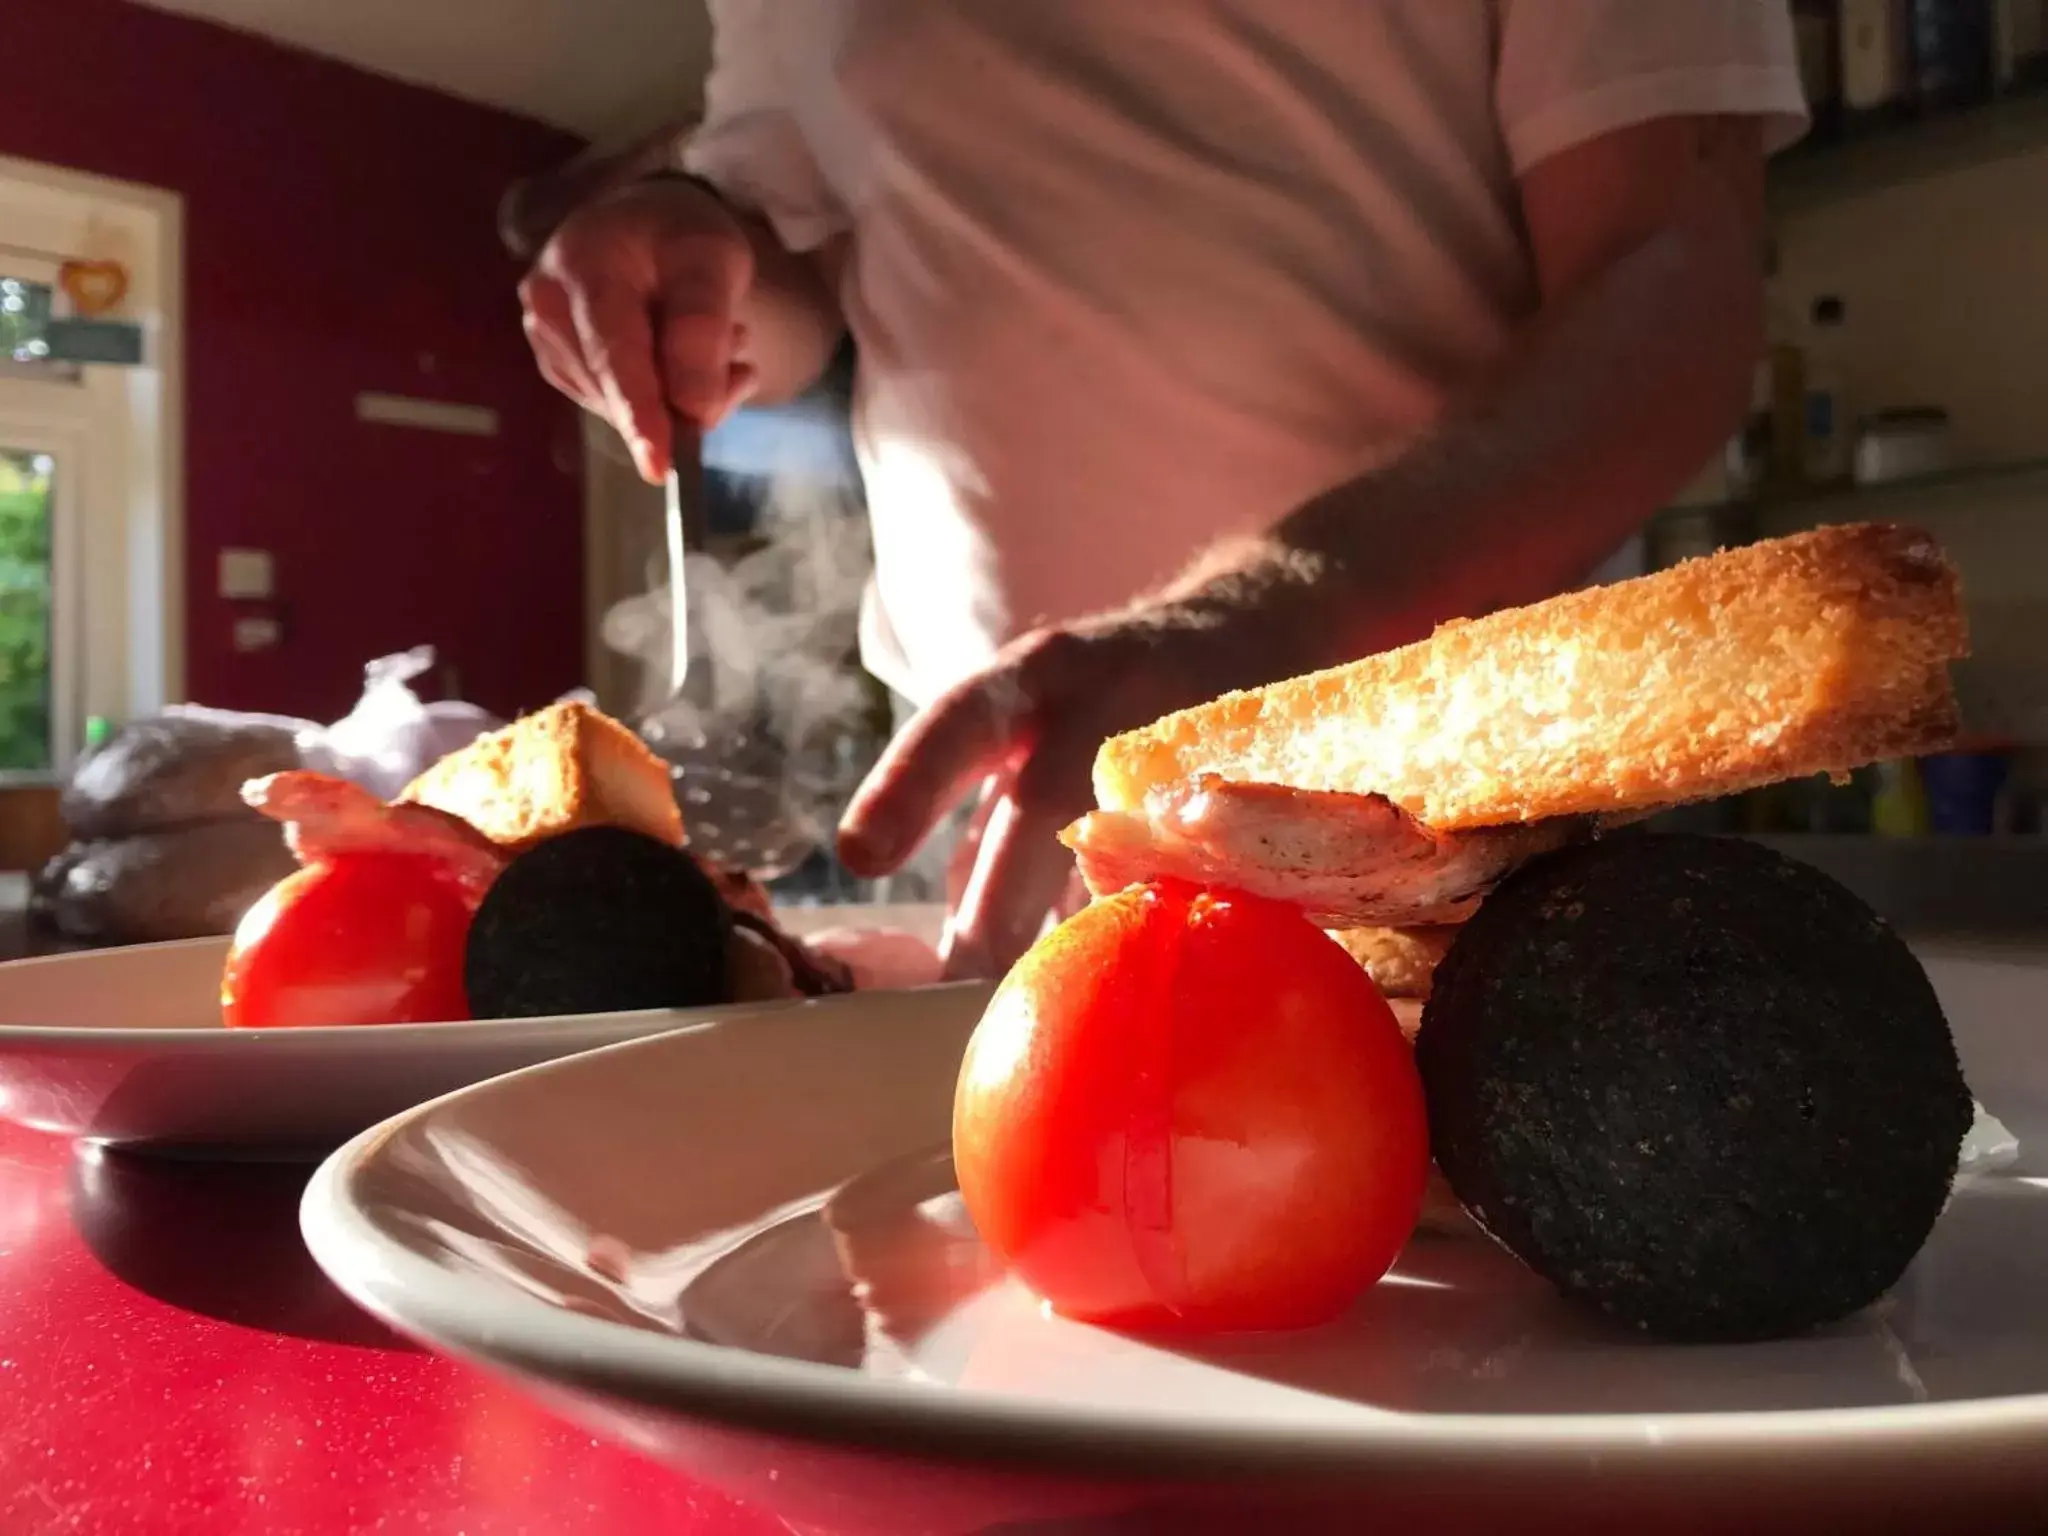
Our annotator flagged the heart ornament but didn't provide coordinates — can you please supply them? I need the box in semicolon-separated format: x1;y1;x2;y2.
59;259;130;318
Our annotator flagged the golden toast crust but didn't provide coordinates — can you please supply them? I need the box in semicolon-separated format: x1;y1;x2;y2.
1094;524;1967;832
399;701;683;851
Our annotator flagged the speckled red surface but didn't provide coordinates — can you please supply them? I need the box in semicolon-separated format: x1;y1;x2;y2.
0;1123;786;1536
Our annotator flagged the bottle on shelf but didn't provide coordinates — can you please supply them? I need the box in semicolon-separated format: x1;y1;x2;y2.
1911;0;1996;113
1841;0;1917;131
1795;0;1845;140
1728;246;1810;499
1765;266;1809;495
1803;295;1852;487
1724;247;1807;499
1994;0;2048;92
1871;759;1933;837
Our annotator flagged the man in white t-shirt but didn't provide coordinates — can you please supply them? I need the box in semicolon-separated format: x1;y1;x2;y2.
520;1;1807;977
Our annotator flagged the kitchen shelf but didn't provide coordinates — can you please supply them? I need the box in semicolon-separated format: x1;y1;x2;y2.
1770;91;2048;220
1656;455;2048;537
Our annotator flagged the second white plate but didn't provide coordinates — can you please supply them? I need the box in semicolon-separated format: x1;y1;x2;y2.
0;903;945;1155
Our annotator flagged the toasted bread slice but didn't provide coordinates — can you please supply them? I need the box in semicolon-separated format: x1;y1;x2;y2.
399;701;683;851
1095;524;1967;832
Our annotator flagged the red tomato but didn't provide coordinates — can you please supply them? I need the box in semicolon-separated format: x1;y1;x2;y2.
953;881;1428;1333
221;854;483;1029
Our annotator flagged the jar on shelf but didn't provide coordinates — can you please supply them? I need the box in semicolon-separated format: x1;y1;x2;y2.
1995;0;2048;92
1854;407;1954;485
1912;0;1996;112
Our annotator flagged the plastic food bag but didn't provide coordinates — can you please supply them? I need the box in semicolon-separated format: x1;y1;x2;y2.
34;821;300;945
300;646;503;802
60;707;310;842
38;647;503;947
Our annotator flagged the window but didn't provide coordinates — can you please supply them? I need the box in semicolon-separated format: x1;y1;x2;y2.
0;276;80;386
0;275;50;360
0;447;52;770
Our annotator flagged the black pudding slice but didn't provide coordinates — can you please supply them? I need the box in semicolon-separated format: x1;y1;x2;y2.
465;827;732;1019
1416;833;1972;1344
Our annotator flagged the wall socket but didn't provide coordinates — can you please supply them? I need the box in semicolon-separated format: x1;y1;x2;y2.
233;615;283;653
218;547;275;601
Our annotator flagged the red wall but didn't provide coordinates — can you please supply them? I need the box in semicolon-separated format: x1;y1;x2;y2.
3;0;591;721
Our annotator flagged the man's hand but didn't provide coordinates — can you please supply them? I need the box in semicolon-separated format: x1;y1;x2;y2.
838;608;1289;981
519;179;758;482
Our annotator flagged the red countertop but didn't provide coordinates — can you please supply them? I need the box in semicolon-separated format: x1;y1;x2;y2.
0;1122;787;1536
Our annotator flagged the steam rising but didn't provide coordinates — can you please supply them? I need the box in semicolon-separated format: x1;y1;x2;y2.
603;469;880;865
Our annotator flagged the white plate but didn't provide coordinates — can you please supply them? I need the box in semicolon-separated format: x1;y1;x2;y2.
302;946;2048;1536
0;902;946;1155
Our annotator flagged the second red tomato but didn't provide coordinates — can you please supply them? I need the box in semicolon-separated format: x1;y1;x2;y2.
221;854;484;1029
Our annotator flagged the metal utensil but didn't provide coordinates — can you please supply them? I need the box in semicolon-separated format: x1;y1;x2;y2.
650;415;825;880
664;416;699;695
665;725;826;881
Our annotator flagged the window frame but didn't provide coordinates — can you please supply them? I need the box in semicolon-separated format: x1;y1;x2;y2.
0;155;184;783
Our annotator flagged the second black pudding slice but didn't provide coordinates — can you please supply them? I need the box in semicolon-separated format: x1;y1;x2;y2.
465;826;733;1019
1417;833;1973;1343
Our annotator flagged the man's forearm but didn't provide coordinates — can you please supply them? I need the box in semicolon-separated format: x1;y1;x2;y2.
1170;203;1759;684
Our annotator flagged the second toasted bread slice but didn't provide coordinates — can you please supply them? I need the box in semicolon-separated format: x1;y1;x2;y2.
400;701;683;851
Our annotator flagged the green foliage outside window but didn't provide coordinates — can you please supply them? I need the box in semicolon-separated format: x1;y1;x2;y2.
0;277;53;362
0;449;53;771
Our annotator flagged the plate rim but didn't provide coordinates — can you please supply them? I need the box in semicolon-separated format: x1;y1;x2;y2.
298;1015;2048;1482
0;935;937;1051
0;1003;802;1051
